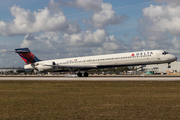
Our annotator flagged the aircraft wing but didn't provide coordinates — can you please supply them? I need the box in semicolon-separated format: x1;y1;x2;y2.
43;64;97;69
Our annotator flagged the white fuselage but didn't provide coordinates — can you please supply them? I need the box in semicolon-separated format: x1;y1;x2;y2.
24;50;177;72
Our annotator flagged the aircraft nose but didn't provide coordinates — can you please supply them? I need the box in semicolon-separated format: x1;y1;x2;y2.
172;55;177;61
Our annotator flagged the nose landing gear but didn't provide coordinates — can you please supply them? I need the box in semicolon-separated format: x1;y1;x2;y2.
168;63;171;68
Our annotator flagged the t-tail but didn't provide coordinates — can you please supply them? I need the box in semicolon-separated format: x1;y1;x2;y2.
15;48;41;64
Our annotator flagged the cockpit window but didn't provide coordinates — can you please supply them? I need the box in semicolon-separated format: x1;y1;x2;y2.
162;51;169;55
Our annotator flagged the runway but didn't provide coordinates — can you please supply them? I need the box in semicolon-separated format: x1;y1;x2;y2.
0;76;180;81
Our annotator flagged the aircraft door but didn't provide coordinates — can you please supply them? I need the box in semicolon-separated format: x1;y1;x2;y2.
157;53;160;60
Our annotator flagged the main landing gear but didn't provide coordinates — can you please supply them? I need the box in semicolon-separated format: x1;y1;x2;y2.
77;72;82;77
84;72;89;77
77;72;89;77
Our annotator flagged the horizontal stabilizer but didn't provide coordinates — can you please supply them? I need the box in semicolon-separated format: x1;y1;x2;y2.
15;48;30;53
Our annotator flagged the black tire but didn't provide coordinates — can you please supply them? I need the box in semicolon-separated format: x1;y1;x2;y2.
77;73;82;77
84;72;89;77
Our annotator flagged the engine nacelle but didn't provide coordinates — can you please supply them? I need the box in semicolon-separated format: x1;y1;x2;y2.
36;65;53;71
24;62;55;72
24;64;34;69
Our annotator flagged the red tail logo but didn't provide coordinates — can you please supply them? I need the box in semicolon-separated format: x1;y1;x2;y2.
15;48;41;64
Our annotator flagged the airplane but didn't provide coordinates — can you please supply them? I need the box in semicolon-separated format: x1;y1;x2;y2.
15;48;177;77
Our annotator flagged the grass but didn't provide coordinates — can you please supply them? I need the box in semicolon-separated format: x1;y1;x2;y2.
0;81;180;119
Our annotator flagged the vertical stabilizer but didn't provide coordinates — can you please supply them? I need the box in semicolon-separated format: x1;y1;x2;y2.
15;48;41;64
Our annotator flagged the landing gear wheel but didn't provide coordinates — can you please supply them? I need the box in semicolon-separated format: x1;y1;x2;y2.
168;63;171;68
84;72;89;77
77;73;82;77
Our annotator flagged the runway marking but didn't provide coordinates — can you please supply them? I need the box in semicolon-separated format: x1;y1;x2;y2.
0;77;180;81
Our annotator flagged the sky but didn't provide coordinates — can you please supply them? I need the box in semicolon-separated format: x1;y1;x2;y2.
0;0;180;67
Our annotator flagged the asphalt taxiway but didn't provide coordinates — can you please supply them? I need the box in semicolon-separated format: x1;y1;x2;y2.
0;76;180;81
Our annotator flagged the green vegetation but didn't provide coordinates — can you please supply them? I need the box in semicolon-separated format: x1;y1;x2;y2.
0;81;180;119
